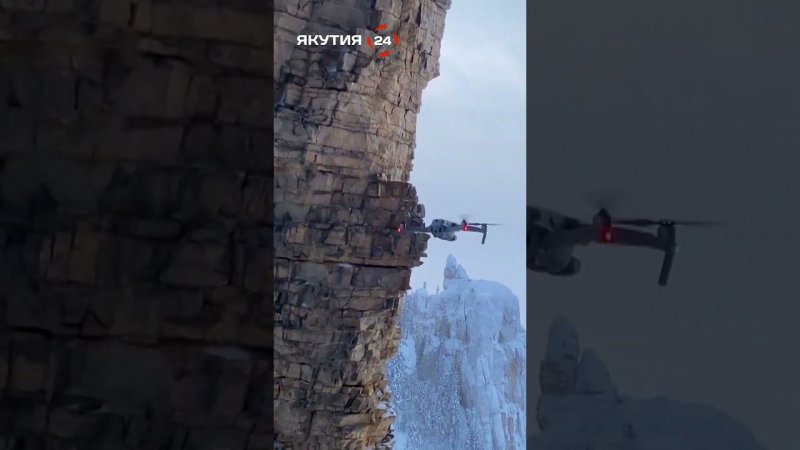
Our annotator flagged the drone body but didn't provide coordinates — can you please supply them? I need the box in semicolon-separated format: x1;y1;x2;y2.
527;206;711;286
395;205;497;244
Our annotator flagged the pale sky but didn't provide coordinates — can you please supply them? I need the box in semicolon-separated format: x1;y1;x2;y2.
409;0;527;326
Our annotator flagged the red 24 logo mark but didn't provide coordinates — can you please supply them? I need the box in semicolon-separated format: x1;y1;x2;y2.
366;24;399;58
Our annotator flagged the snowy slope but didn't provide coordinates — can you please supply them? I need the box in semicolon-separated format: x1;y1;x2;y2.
387;255;526;450
532;318;769;450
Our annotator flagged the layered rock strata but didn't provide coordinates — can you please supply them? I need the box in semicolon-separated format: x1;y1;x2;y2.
274;0;450;447
1;1;272;448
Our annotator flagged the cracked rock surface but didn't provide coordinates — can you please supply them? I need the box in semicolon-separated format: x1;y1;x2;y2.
274;0;450;448
1;1;271;448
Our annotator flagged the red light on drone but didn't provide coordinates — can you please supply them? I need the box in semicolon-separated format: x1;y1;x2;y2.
462;222;468;231
601;227;613;242
396;226;402;233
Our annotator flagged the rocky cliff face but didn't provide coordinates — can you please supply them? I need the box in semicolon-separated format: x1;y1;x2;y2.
274;0;451;448
0;1;271;449
388;256;526;450
533;319;767;450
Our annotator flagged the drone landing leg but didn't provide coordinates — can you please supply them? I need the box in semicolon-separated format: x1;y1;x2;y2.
658;248;675;286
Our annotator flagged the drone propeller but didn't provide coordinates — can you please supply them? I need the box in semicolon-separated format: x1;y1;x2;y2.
467;222;501;226
615;218;720;227
584;189;628;215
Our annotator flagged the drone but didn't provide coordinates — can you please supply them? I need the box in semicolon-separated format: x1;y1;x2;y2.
394;205;499;244
528;206;718;286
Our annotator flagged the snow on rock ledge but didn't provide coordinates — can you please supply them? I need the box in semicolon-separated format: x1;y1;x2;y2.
533;318;768;450
388;255;526;449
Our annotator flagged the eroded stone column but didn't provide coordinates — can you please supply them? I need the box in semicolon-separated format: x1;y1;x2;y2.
274;0;451;447
1;1;272;448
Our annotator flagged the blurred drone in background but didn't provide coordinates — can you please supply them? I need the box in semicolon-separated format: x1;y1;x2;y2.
528;205;719;286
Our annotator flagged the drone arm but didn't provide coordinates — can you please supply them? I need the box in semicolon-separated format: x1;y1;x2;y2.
604;227;664;250
460;224;489;243
400;224;429;233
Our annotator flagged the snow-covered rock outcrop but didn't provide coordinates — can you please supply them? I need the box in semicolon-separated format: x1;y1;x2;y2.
388;255;526;449
533;318;768;450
